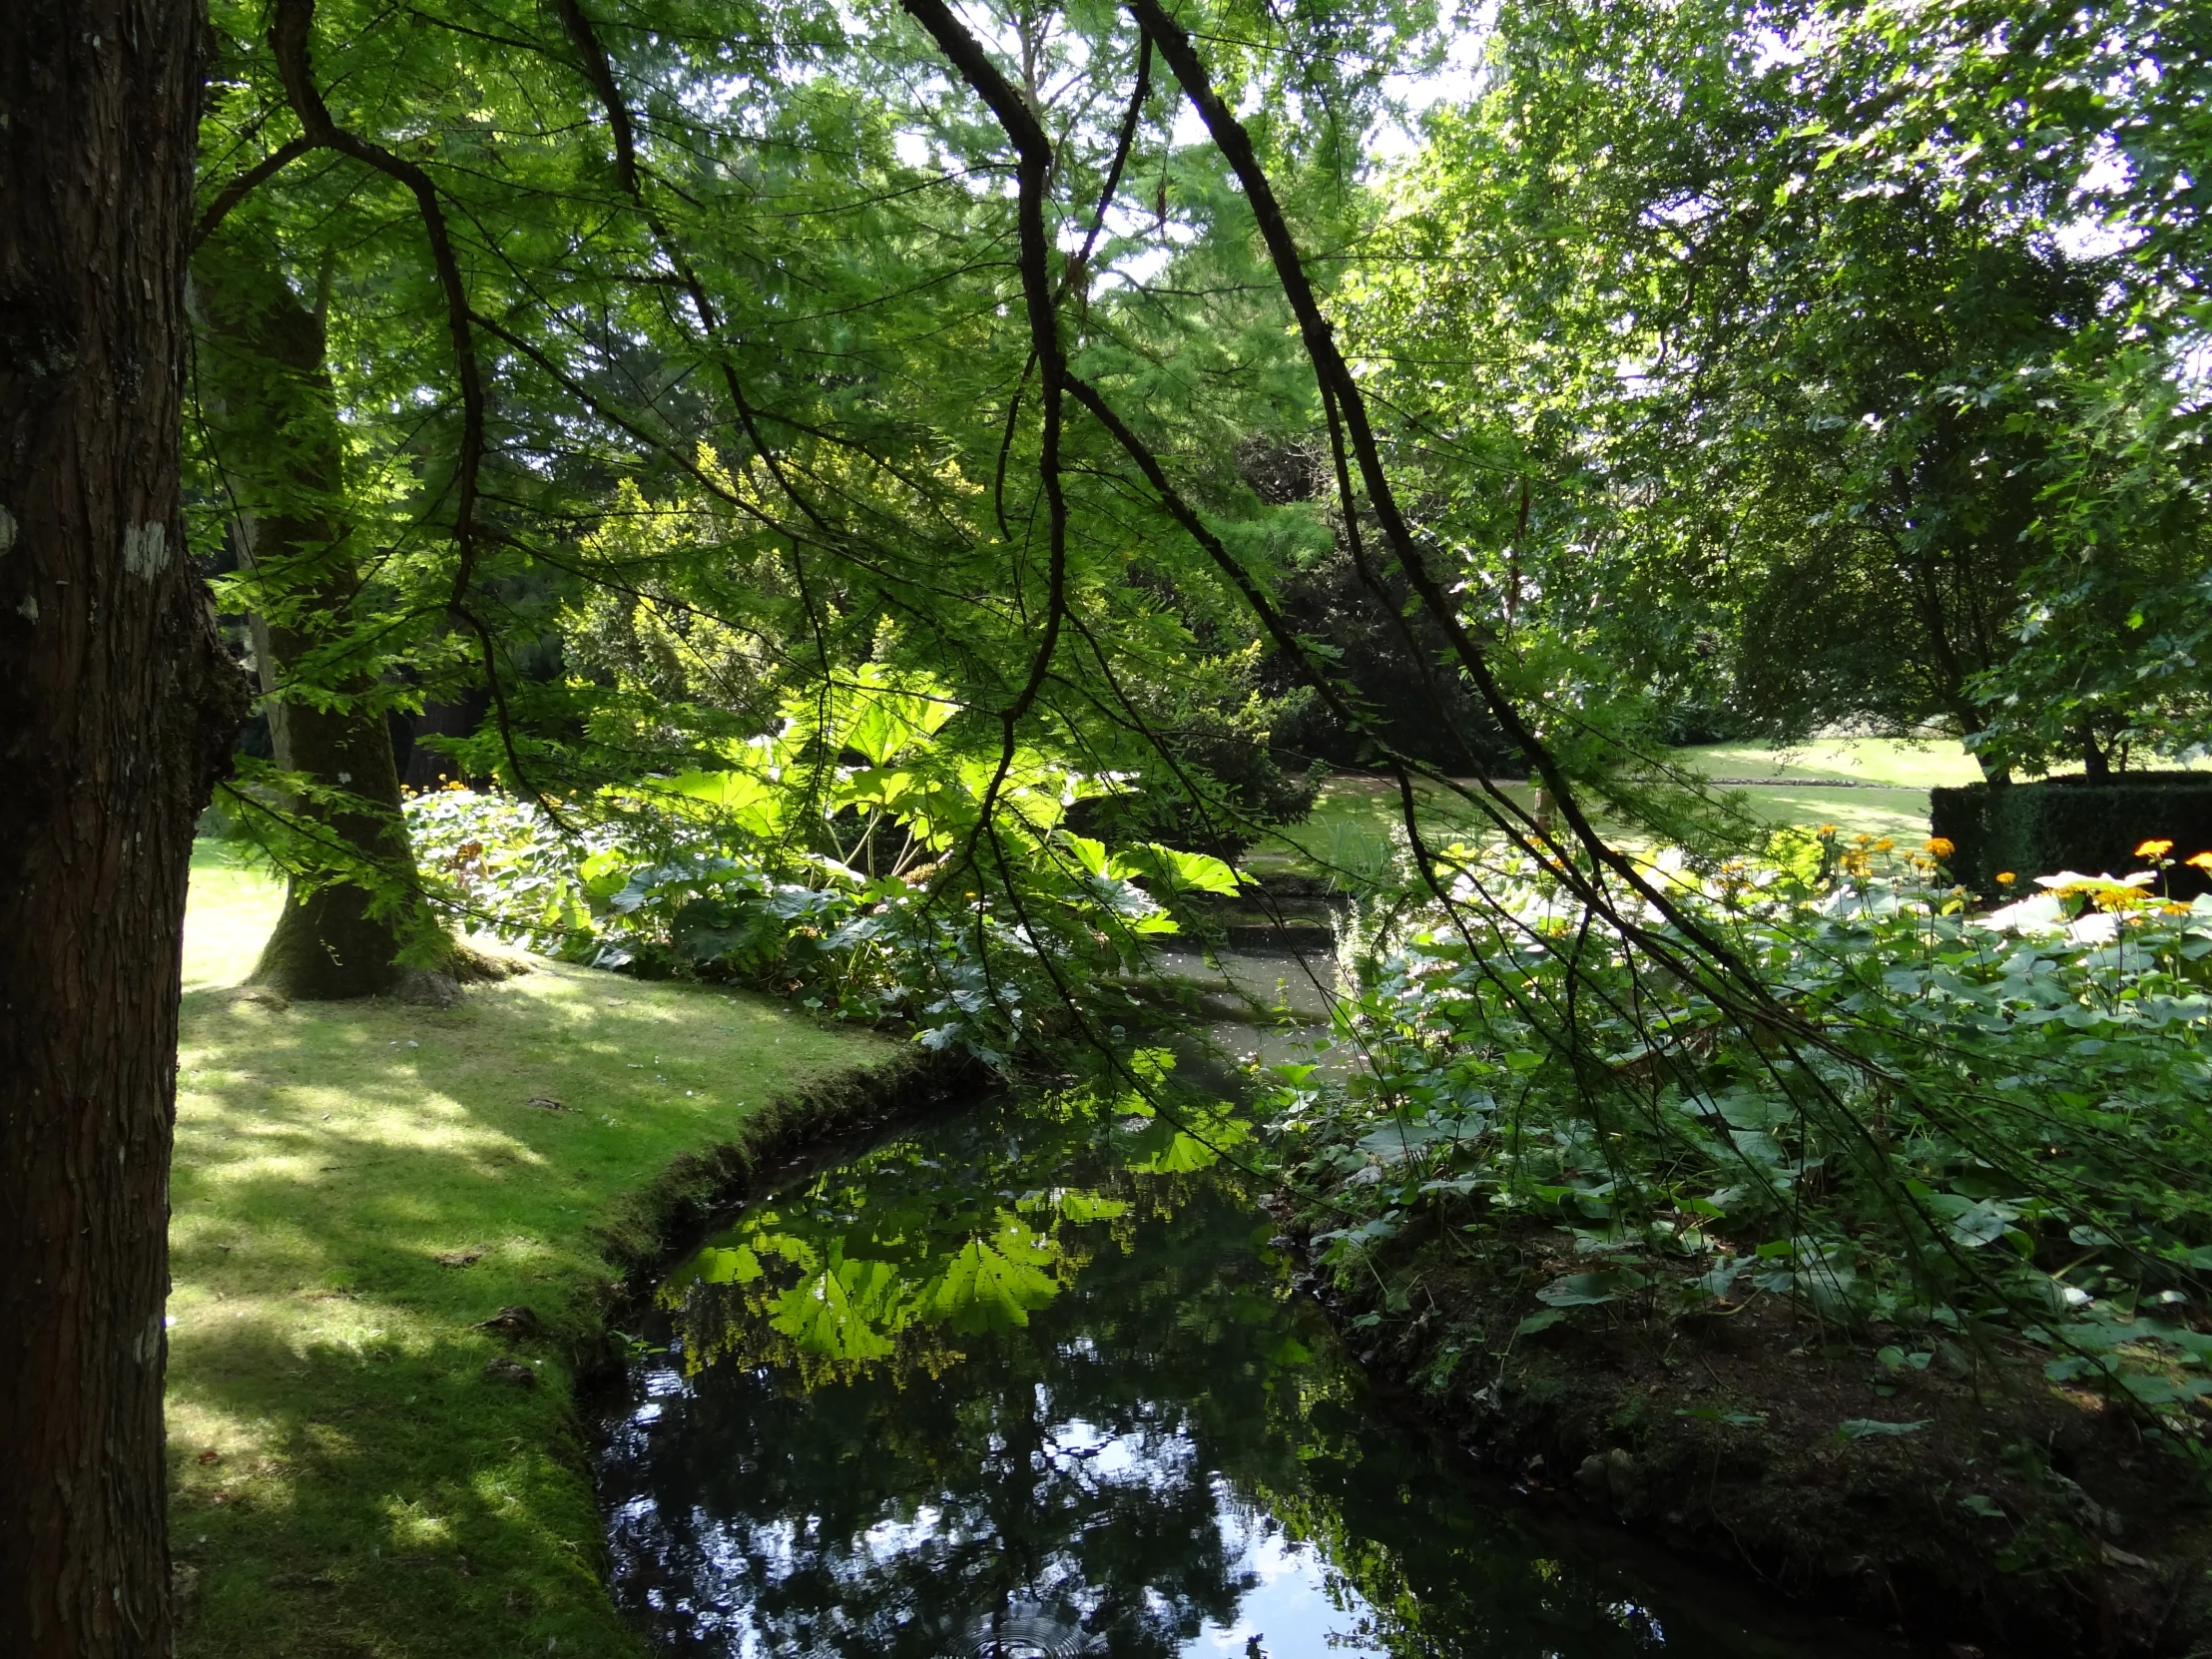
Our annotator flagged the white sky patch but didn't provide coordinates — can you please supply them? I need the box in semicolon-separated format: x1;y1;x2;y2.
2051;141;2144;262
1372;0;1492;161
892;129;932;169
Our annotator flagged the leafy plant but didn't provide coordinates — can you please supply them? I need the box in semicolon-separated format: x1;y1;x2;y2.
1280;835;2212;1432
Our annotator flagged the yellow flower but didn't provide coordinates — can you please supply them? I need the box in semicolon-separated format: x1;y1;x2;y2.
1995;871;2017;885
1925;836;1955;859
1816;824;1839;837
2188;851;2212;871
1852;832;1874;845
1873;837;1895;852
2137;837;2175;858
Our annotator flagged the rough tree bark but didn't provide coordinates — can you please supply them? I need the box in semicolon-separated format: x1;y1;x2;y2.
193;233;434;999
0;4;249;1656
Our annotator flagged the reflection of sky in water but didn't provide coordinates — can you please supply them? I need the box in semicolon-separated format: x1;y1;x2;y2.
1195;1481;1380;1659
597;1099;1869;1659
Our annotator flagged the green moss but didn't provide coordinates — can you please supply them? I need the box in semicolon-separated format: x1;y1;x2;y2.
168;845;913;1657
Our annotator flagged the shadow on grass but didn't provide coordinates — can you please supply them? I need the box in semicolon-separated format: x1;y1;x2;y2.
167;965;892;1658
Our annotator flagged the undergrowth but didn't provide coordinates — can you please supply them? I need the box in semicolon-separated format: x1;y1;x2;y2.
1275;832;2212;1453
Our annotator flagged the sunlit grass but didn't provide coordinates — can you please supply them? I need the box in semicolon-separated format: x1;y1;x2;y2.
1669;735;1988;790
168;843;896;1657
1243;741;1974;880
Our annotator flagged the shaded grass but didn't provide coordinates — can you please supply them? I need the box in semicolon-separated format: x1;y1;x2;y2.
169;848;899;1657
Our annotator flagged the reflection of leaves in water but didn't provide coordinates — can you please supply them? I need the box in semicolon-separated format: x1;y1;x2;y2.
924;1217;1060;1333
770;1254;904;1361
1117;1098;1252;1177
603;1089;1730;1659
697;1246;762;1284
659;1083;1215;1391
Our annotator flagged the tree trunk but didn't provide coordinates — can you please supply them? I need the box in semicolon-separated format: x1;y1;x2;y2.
192;233;436;999
2080;721;2111;781
0;6;248;1657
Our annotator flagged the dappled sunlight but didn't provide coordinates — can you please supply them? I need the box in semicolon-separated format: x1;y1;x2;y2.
167;847;894;1657
183;846;283;989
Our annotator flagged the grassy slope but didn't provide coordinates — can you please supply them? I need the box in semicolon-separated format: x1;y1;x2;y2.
1670;736;1985;844
1243;739;1990;876
169;845;895;1657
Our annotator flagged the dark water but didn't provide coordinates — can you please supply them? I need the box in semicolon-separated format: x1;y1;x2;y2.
597;1087;1877;1659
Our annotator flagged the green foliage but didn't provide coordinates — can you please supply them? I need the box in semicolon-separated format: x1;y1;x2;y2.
1933;776;2212;898
1278;841;2212;1427
404;663;1244;1058
1343;0;2206;772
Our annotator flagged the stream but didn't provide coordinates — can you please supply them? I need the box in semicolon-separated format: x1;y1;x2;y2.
595;1065;1887;1658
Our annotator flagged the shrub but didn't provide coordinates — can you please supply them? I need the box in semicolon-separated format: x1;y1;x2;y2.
1933;773;2212;899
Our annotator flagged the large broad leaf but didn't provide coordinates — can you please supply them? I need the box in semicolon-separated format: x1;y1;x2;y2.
697;1246;763;1285
768;1257;905;1361
1132;842;1245;896
786;664;958;767
924;1217;1060;1333
664;769;785;837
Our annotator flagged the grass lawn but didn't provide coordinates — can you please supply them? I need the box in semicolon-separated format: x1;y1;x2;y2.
169;844;899;1657
1242;739;1990;880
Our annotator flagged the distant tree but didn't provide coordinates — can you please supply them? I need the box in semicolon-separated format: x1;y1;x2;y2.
1349;0;2164;779
193;230;444;997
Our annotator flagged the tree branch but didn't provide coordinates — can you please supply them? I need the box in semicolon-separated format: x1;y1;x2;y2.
192;136;314;252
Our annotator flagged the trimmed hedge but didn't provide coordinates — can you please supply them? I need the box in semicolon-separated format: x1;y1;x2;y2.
1931;772;2212;899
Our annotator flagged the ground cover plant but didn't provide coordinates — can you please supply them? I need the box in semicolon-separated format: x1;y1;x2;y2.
1285;835;2212;1410
1270;829;2212;1641
164;851;903;1658
392;663;1245;1063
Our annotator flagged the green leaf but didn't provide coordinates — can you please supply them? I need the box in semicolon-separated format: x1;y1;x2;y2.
1535;1269;1647;1308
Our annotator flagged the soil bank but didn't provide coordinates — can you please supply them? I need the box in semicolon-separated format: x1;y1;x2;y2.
1291;1220;2212;1658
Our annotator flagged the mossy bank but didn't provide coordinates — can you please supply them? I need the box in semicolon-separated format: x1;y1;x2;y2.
167;847;978;1657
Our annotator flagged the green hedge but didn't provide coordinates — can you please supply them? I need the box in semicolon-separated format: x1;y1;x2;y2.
1931;772;2212;899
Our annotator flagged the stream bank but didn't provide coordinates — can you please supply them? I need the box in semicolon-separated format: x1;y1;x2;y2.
1281;1214;2212;1657
595;1086;1895;1657
165;920;978;1659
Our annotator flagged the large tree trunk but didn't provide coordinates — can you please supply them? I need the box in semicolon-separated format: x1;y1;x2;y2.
0;6;247;1657
193;234;436;999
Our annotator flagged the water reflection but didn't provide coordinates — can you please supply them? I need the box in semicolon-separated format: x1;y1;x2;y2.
598;1082;1849;1658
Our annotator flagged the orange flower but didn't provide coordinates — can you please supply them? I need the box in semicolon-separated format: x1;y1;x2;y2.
2188;851;2212;871
1816;824;1839;837
1925;836;1955;859
1873;837;1896;852
1995;871;2017;885
2137;838;2175;858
